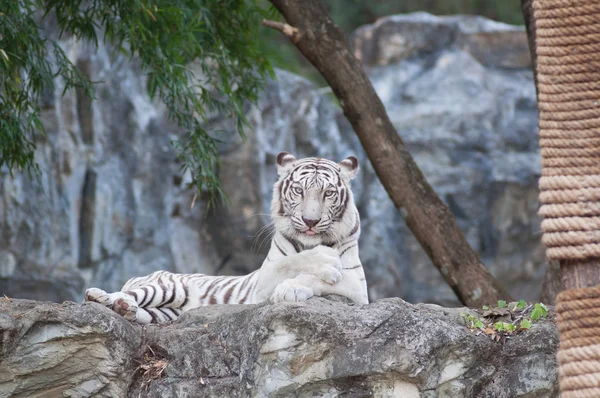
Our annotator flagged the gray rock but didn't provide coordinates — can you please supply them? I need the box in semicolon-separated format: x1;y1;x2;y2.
0;298;558;397
0;13;544;306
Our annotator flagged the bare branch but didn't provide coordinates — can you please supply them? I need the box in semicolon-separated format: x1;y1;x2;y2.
262;19;302;43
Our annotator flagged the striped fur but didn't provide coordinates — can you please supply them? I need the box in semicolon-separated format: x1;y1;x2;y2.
85;153;368;324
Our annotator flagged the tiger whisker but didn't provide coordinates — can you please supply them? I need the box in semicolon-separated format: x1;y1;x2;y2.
252;222;275;252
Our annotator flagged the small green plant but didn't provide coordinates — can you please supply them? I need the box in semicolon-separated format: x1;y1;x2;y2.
531;303;548;321
461;300;549;342
520;319;532;329
462;313;485;329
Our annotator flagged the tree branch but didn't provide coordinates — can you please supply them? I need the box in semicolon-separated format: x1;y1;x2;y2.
266;0;512;307
262;19;301;43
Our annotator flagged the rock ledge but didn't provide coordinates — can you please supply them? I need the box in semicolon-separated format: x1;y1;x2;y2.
0;298;557;397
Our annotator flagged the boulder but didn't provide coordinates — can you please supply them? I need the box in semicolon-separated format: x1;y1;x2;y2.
0;13;544;306
0;298;558;397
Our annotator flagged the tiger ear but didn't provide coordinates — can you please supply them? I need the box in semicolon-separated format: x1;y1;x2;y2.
276;152;297;176
339;156;359;180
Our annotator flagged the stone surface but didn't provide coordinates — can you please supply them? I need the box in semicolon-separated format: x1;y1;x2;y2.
0;13;544;306
0;298;559;397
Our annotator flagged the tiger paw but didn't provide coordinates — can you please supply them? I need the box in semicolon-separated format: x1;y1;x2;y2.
270;280;314;303
302;245;342;283
84;287;112;306
313;266;342;285
112;296;138;321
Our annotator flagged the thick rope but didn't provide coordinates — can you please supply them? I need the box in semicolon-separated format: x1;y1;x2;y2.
534;0;600;261
557;287;600;397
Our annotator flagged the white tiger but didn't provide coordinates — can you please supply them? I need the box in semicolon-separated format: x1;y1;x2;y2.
85;152;368;323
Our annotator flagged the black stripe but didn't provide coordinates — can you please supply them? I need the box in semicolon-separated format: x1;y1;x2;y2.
283;234;303;253
158;276;167;305
164;307;180;319
155;307;171;321
222;280;238;304
147;309;158;323
164;274;177;306
139;287;151;307
340;243;358;257
127;291;139;302
274;238;288;256
237;274;252;302
348;217;360;237
345;264;361;270
200;278;219;301
160;307;175;320
278;181;285;215
201;277;225;304
220;278;238;292
244;272;258;302
181;282;190;308
146;286;157;307
337;188;349;220
208;278;235;305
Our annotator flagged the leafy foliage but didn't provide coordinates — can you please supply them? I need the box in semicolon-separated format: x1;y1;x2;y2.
1;0;274;199
0;0;94;177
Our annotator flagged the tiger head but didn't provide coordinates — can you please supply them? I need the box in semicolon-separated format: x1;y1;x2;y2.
271;152;360;246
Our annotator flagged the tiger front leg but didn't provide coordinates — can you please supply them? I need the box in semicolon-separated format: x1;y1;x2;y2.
299;245;344;284
270;273;337;303
270;270;368;304
254;245;343;302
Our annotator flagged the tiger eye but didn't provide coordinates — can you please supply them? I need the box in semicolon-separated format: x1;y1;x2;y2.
293;186;303;194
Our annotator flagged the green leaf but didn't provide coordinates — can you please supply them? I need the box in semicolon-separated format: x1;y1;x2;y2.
517;300;527;309
494;322;504;331
503;323;516;332
474;320;484;329
482;305;490;310
497;300;507;309
531;303;548;321
520;319;532;329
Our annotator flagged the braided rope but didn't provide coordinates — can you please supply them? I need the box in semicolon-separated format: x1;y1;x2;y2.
534;3;600;392
535;0;600;260
540;188;600;204
543;167;600;177
542;158;600;167
540;138;600;148
557;287;600;397
540;176;600;190
543;231;600;246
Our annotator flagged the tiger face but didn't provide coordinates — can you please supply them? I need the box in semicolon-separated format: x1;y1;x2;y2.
271;152;359;245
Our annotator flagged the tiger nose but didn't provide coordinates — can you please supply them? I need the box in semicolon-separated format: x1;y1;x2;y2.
302;217;320;228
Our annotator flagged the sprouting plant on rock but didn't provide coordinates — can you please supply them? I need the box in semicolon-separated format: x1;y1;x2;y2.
461;300;548;342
